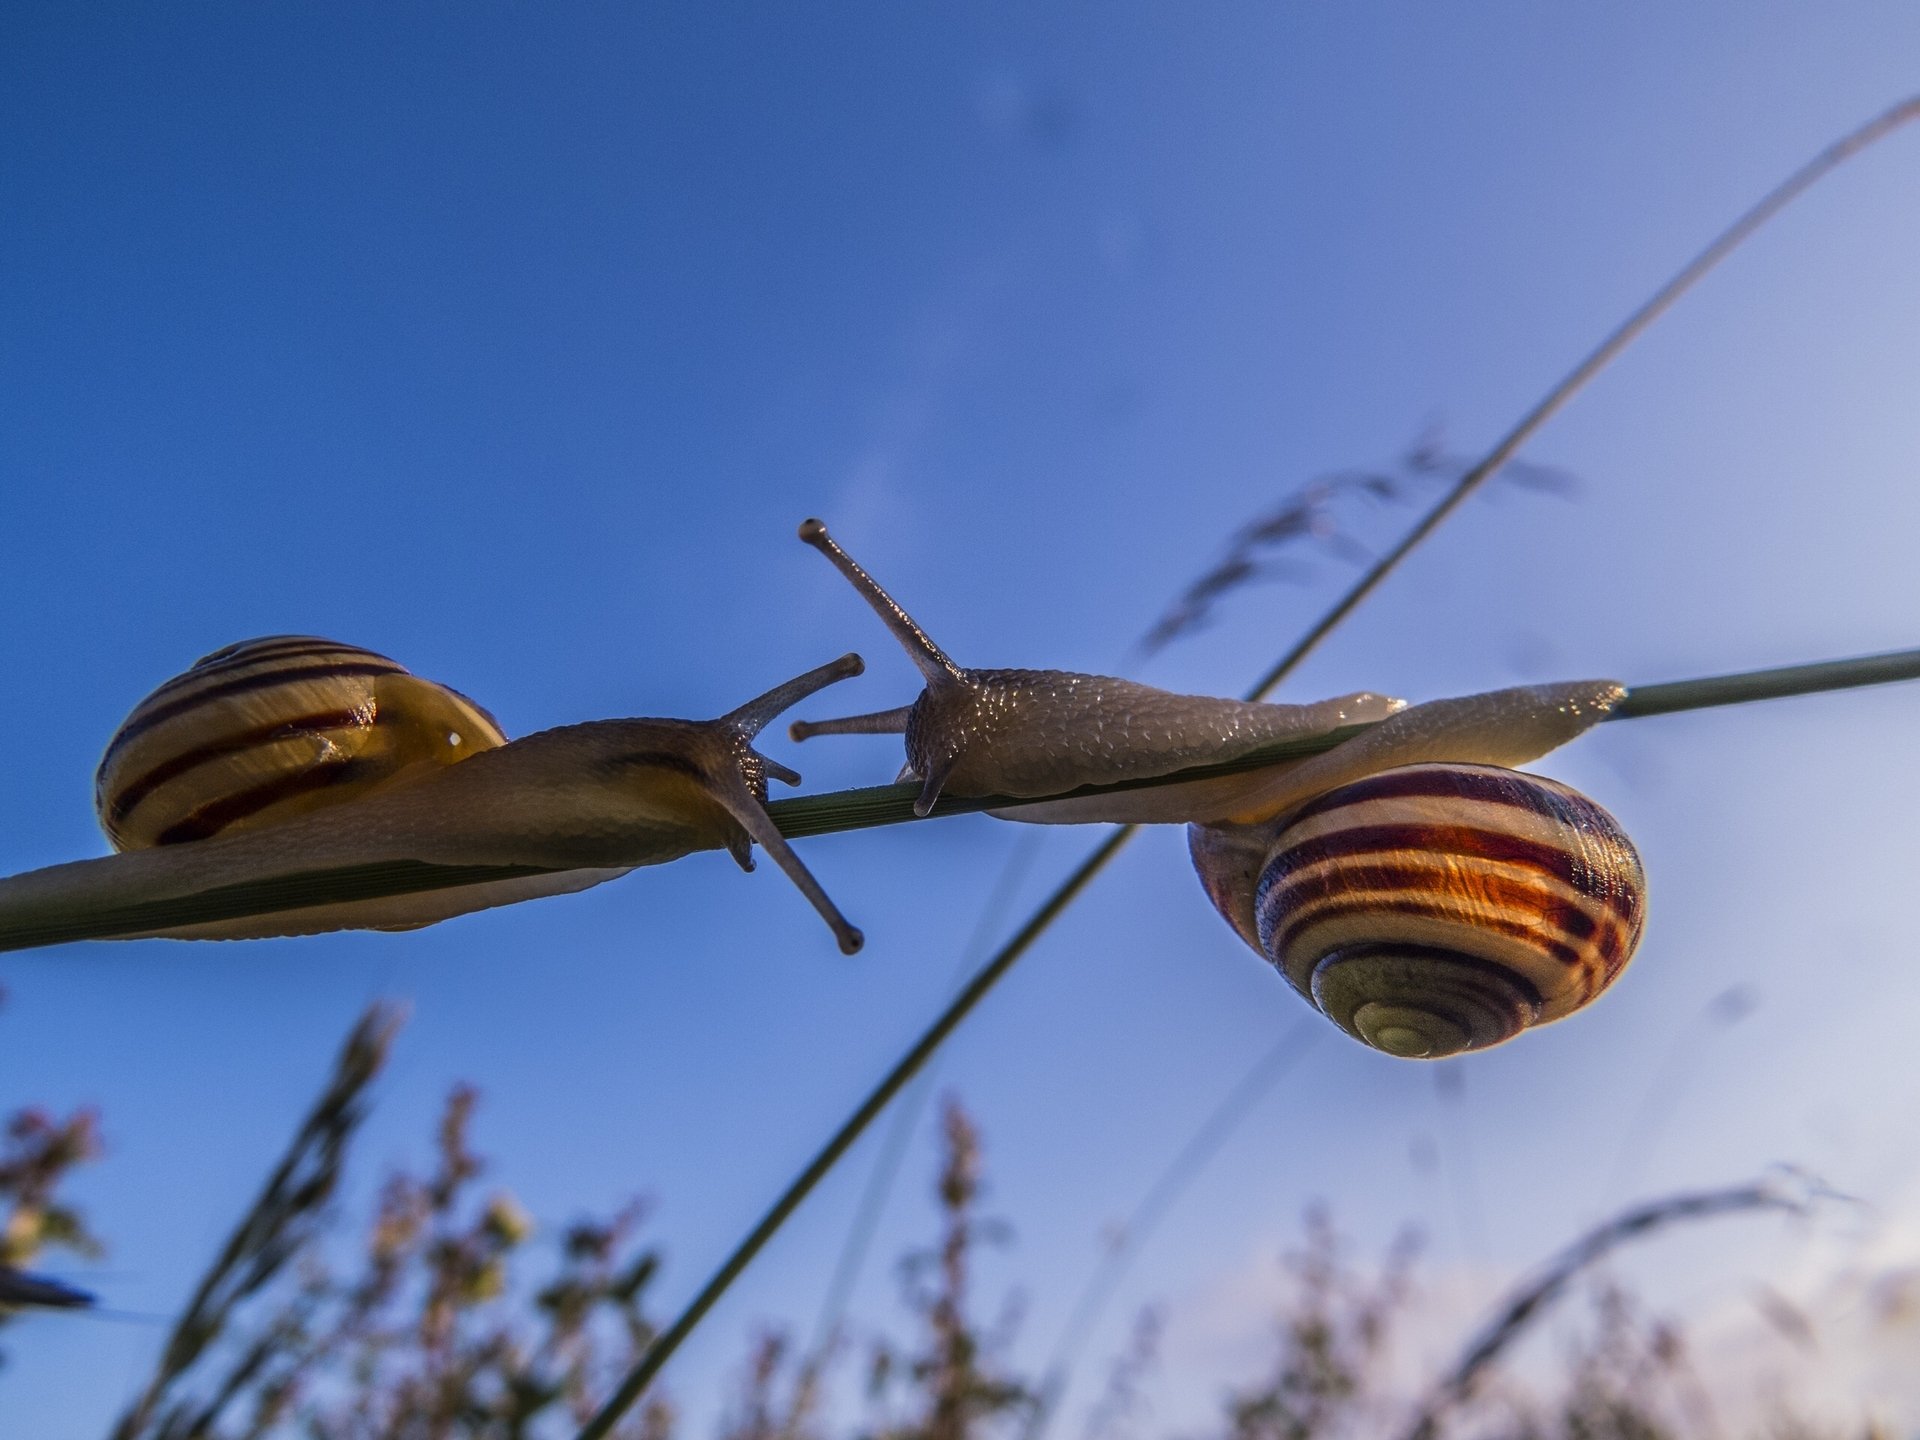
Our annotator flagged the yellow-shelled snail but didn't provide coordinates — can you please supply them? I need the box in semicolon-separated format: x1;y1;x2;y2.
5;635;868;952
95;636;512;849
790;519;1647;1055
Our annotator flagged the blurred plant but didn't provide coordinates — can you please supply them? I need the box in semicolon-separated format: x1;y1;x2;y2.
109;1005;670;1440
1025;1025;1321;1440
14;999;1888;1438
717;1329;828;1440
1074;1306;1158;1440
0;1097;105;1353
110;1003;403;1440
1481;1283;1714;1440
281;1081;667;1440
864;1101;1034;1440
1399;1176;1818;1440
1220;1207;1420;1440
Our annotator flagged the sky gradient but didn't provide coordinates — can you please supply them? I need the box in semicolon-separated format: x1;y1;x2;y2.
4;5;1920;1433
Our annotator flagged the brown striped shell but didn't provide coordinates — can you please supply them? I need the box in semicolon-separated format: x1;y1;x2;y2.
95;636;508;850
1201;762;1645;1059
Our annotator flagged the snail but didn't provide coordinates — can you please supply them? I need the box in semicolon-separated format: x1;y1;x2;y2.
2;637;868;952
790;519;1645;1054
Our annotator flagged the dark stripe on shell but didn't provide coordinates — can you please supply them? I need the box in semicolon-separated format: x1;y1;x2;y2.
190;635;345;668
171;636;379;686
1286;763;1625;837
104;707;372;826
1260;860;1638;1007
152;755;378;844
1263;852;1607;943
1263;887;1598;974
1320;941;1549;1010
1313;942;1544;1053
1264;821;1642;914
440;684;506;742
106;660;406;757
140;639;384;708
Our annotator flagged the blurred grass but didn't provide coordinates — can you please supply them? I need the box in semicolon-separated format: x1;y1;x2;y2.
84;1013;1877;1439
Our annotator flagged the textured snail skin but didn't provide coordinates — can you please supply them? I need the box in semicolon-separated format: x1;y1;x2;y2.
1194;760;1645;1059
792;518;1404;817
0;651;868;950
910;671;1404;814
791;520;1624;830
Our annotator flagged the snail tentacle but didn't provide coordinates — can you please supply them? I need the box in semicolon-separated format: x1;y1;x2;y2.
798;519;964;684
788;706;914;743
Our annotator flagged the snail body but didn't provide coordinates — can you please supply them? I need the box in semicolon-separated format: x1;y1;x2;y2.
2;642;868;952
1191;762;1645;1058
790;519;1404;819
790;519;1623;827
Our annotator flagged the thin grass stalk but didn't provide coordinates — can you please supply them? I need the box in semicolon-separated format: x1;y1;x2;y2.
4;644;1918;957
803;831;1045;1364
1022;1023;1323;1440
574;95;1920;1439
573;825;1133;1440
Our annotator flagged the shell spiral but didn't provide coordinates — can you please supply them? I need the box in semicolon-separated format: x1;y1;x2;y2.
1253;763;1645;1058
96;636;508;850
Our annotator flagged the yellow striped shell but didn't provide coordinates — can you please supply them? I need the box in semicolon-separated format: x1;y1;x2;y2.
1196;762;1645;1059
95;636;507;850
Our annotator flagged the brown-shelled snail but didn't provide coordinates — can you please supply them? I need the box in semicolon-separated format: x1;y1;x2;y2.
4;636;868;952
791;519;1646;1056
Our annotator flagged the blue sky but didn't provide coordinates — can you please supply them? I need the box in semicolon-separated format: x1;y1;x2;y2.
4;4;1920;1433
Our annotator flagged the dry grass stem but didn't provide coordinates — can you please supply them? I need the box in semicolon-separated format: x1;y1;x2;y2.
109;1003;403;1440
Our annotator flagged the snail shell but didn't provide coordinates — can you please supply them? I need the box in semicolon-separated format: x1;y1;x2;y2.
1194;762;1646;1058
95;636;507;850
